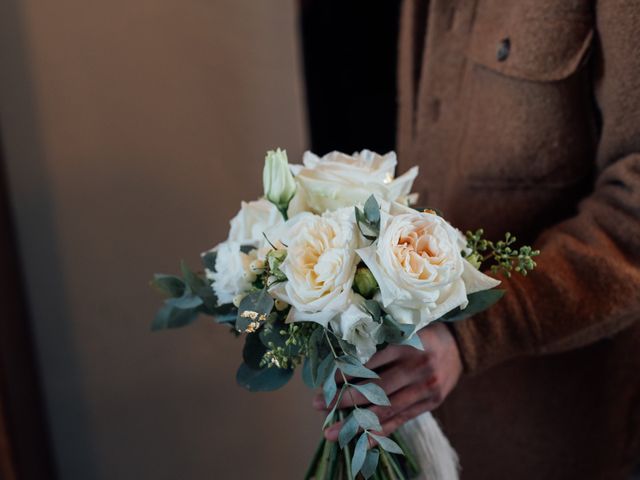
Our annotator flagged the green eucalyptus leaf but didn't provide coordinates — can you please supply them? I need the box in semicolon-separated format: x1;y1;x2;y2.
339;412;359;448
362;299;382;322
352;383;390;406
315;355;336;388
401;333;425;351
201;250;217;272
151;304;198;331
364;195;380;225
369;434;404;455
380;315;415;345
301;357;314;388
166;290;203;309
353;409;382;431
337;337;358;358
211;304;237;325
351;433;369;478
242;332;267;369
151;274;185;298
236;289;274;332
361;449;380;479
236;363;293;392
322;388;345;430
336;356;379;379
441;289;505;323
307;326;324;384
323;366;338;407
180;261;207;291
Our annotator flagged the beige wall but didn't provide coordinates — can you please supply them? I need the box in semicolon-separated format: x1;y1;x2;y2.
0;0;316;478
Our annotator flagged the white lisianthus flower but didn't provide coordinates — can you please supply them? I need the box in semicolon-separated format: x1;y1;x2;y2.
263;148;297;213
269;207;361;326
332;294;381;363
206;242;258;305
228;198;284;247
291;150;418;214
357;203;500;330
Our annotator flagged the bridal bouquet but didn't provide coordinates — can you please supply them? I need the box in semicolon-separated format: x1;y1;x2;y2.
151;149;538;479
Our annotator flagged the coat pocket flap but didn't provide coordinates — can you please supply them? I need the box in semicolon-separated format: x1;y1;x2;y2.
468;6;594;82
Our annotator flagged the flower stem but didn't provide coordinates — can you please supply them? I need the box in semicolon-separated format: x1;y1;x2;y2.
304;437;326;480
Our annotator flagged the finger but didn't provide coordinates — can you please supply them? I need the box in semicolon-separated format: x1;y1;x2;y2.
324;376;438;442
378;397;439;436
337;362;432;409
323;419;344;441
364;345;404;370
364;375;438;425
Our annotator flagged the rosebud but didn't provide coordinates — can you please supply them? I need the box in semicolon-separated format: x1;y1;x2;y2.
353;266;378;299
263;148;296;216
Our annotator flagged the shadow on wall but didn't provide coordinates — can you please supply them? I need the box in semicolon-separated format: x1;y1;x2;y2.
0;0;98;478
0;0;311;479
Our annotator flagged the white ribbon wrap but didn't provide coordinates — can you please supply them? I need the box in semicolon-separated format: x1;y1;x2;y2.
397;411;459;480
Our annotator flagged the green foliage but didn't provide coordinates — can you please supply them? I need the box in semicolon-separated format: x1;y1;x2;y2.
338;413;359;448
151;274;185;298
335;356;379;379
465;229;540;277
361;449;380;479
379;314;416;346
151;304;199;331
352;383;390;406
441;289;506;323
355;195;381;240
353;409;382;431
351;433;369;478
150;261;232;330
236;289;273;333
266;248;287;283
235;362;293;392
322;366;338;406
369;434;403;455
242;332;267;369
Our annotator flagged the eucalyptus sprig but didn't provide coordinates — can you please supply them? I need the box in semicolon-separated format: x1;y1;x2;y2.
464;229;540;278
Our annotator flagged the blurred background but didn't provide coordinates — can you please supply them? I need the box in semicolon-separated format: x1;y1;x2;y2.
0;0;400;478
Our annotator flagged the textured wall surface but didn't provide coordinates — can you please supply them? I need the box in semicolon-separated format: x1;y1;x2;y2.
0;1;315;478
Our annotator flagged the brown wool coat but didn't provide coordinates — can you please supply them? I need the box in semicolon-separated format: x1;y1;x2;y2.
396;1;640;478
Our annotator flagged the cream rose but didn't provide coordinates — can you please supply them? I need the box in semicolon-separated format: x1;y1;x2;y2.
269;208;361;326
291;150;418;214
228;198;284;247
357;204;500;329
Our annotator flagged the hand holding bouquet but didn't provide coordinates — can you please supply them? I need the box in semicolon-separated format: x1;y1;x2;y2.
151;149;539;479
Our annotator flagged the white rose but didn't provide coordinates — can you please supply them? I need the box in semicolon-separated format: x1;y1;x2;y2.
357;204;500;330
206;241;258;305
228;198;284;247
331;294;381;363
292;150;418;213
269;207;361;326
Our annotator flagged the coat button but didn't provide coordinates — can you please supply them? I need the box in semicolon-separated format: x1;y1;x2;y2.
496;38;510;62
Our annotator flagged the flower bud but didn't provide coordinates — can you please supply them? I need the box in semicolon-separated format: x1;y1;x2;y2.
266;249;288;282
263;148;297;215
466;252;483;270
353;266;378;299
232;294;245;308
274;299;288;311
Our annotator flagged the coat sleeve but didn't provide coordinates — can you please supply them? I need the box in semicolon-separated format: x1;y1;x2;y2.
450;1;640;373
